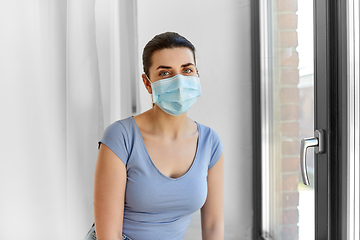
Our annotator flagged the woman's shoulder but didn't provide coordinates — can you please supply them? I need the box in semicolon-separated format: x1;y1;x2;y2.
196;121;218;134
196;121;224;168
107;116;135;129
196;121;222;143
99;117;137;164
116;116;135;128
102;116;137;140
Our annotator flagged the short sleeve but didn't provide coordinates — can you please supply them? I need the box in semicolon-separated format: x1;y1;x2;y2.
98;121;130;166
208;129;224;169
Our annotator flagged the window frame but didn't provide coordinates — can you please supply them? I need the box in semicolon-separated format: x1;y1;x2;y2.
251;0;349;239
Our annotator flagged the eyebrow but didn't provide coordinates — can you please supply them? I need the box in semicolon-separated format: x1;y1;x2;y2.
156;63;195;70
181;63;195;68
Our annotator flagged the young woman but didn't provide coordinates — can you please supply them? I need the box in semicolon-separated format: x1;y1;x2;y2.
86;32;224;240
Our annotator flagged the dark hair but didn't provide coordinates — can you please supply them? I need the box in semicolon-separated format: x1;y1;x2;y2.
142;32;196;77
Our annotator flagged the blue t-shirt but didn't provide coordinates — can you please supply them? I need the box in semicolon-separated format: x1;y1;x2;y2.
98;117;223;240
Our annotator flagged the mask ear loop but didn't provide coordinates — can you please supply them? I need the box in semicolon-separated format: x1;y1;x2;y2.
145;74;152;83
145;74;155;106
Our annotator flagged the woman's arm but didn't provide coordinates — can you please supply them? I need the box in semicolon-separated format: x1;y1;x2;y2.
201;154;224;240
93;144;127;240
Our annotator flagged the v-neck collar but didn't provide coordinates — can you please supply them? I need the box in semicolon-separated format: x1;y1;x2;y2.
130;116;201;181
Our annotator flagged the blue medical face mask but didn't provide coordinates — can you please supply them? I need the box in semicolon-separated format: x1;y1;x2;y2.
146;74;201;116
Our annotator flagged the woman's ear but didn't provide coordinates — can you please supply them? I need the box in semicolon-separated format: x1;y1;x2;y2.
142;74;152;94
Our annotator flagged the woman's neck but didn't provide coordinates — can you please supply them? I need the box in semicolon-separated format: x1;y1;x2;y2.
151;106;191;137
137;105;195;139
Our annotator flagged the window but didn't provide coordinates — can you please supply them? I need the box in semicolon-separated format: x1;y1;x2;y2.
252;0;356;239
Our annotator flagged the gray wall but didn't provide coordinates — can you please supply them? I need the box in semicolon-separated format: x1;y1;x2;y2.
136;0;253;239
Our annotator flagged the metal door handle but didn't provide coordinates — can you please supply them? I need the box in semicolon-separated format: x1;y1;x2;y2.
300;129;324;185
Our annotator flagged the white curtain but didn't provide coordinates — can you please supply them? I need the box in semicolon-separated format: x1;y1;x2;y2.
0;0;135;239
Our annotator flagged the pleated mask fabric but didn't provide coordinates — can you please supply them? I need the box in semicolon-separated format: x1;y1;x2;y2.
151;74;201;116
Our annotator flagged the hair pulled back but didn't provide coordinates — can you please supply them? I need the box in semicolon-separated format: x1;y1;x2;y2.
142;32;196;77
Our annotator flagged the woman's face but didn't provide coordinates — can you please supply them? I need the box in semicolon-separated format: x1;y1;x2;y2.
146;47;198;84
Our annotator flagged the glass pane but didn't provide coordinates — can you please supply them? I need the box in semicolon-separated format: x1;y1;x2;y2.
264;0;314;239
296;0;314;239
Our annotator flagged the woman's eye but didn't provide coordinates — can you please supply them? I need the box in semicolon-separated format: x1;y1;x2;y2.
159;71;169;76
183;68;193;74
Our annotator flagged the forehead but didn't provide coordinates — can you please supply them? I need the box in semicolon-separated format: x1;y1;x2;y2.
151;48;195;67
